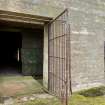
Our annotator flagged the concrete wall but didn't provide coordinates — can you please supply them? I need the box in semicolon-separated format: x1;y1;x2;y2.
0;0;105;91
43;25;48;88
22;29;43;76
0;0;62;17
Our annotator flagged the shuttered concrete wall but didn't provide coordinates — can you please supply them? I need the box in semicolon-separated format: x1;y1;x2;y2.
22;29;43;76
0;0;105;91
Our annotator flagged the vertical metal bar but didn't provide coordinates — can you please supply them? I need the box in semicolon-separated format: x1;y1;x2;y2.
53;22;54;93
55;22;57;94
58;21;60;96
61;12;66;105
104;41;105;84
61;17;63;98
64;13;67;105
68;24;72;94
65;11;68;105
61;18;64;95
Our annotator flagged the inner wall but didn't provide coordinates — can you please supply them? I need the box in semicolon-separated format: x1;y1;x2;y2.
22;29;43;76
0;27;43;76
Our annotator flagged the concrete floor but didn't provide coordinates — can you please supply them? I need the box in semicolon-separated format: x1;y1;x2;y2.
0;75;44;97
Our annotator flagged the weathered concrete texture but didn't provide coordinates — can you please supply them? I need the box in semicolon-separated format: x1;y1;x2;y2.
69;0;105;91
0;0;63;18
42;0;105;91
43;25;48;88
43;0;105;91
22;29;43;76
0;0;105;91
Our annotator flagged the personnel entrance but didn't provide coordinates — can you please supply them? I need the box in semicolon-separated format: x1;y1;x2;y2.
0;10;71;103
0;26;44;76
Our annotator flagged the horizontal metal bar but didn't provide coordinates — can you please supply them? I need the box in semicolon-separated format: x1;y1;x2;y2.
48;9;68;25
49;56;65;59
49;34;67;41
49;72;67;83
53;19;67;23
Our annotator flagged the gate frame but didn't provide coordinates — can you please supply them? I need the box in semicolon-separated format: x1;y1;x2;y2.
47;9;72;105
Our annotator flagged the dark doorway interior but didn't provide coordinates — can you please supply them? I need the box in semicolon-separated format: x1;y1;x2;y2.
0;31;22;75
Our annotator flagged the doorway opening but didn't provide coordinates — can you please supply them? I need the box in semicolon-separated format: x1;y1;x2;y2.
0;10;71;105
0;10;53;98
0;27;45;97
0;31;22;75
0;27;44;77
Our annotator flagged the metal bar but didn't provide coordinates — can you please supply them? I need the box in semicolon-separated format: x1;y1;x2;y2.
49;56;65;59
55;20;67;23
49;72;67;82
48;9;68;24
104;41;105;84
52;22;55;93
58;19;61;97
65;11;69;105
62;16;64;97
68;24;72;94
49;34;66;41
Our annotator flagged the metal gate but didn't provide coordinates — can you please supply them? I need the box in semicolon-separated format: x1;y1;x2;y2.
48;9;71;104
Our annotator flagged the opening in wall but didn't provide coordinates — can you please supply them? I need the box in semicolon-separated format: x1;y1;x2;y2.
0;31;22;75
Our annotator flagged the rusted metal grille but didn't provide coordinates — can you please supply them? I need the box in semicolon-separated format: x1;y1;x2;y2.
48;9;71;105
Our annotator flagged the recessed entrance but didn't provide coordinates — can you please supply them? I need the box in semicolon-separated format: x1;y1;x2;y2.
0;10;52;99
0;9;71;105
0;27;44;76
0;26;44;98
0;10;53;88
0;31;22;75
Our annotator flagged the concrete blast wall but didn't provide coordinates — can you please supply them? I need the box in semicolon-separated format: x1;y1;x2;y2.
22;29;43;76
0;0;105;91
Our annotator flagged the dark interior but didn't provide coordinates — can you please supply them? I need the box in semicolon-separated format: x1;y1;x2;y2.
0;31;22;75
